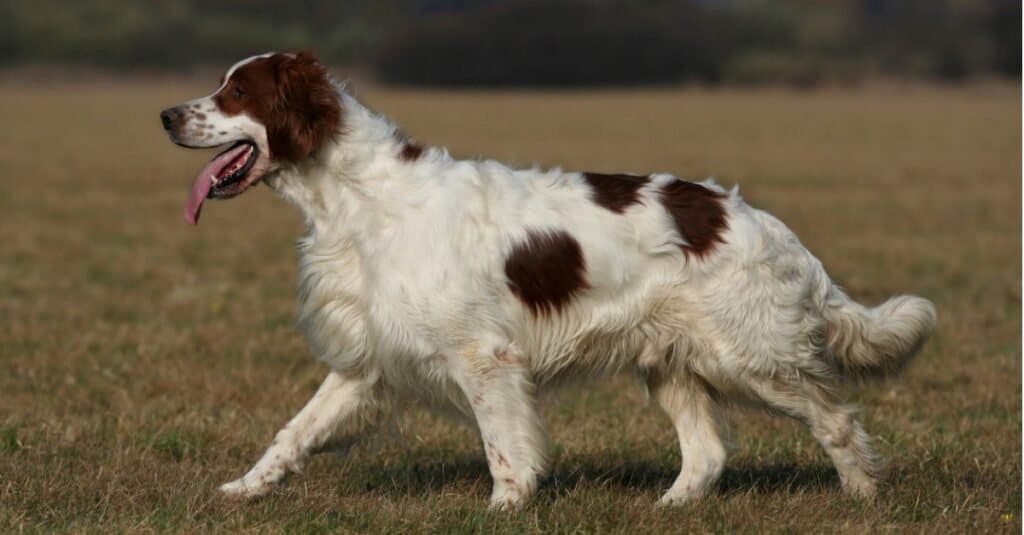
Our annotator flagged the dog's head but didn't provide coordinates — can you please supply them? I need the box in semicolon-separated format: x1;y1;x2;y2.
160;51;341;224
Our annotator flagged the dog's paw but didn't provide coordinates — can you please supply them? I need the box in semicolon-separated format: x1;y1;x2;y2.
219;477;274;499
488;495;526;512
656;493;695;507
841;475;878;500
488;479;529;511
656;486;708;507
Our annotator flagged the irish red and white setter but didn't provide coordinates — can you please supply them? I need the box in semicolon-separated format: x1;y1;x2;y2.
160;52;936;509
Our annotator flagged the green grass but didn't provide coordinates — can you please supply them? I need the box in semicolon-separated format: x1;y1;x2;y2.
0;81;1019;533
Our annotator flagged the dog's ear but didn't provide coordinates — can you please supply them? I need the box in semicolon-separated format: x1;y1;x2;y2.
267;51;341;162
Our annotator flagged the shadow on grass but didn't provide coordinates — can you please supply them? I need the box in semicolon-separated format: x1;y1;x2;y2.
338;453;840;499
717;462;839;495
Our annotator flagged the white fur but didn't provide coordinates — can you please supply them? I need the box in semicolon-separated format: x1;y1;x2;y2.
201;82;935;508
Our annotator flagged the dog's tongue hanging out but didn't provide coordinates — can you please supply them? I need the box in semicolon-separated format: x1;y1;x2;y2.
184;143;251;225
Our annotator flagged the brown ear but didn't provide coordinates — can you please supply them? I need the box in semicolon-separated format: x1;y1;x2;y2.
267;51;341;162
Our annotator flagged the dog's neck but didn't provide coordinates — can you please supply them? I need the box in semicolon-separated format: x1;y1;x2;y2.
264;90;437;241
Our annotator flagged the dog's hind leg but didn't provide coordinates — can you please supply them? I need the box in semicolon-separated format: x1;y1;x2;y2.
453;342;550;510
219;369;385;499
646;367;728;505
745;373;883;498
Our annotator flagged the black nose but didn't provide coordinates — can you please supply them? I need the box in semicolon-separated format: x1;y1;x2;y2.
160;108;180;130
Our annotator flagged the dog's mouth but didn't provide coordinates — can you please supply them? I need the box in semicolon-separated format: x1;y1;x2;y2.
185;141;262;225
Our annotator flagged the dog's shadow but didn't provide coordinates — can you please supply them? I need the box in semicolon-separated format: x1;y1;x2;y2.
339;453;840;499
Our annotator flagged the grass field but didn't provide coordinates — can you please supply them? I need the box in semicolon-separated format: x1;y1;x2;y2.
0;81;1020;533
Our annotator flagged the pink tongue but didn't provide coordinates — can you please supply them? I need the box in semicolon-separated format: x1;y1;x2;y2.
184;143;250;225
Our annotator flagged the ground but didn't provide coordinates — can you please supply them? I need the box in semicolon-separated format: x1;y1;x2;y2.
0;81;1019;533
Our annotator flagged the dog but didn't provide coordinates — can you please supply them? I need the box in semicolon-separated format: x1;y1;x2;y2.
160;51;936;509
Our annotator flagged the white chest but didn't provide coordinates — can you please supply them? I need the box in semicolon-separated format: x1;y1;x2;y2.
296;240;372;373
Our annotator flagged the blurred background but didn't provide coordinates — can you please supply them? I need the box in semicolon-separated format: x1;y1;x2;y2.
1;0;1020;87
0;1;1020;532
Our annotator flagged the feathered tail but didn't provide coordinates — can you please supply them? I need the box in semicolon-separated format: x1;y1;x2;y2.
823;289;937;380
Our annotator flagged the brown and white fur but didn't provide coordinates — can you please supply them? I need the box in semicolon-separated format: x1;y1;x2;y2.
160;52;936;509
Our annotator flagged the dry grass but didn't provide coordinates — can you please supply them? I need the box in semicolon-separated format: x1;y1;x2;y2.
0;81;1019;533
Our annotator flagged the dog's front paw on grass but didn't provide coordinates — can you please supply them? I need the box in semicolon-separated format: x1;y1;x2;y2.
656;485;711;507
656;493;702;508
841;476;878;501
488;480;531;511
219;477;275;500
488;495;527;512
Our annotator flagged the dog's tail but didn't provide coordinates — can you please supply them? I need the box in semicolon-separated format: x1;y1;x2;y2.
822;288;936;380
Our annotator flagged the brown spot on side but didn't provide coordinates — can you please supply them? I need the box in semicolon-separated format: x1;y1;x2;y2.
219;131;228;135
659;179;728;258
582;172;649;214
505;229;589;316
194;112;207;120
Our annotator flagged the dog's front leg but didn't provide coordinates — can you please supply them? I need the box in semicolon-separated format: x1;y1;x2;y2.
220;369;384;498
455;344;550;510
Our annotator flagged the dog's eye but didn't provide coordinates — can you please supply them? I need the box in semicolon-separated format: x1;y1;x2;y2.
233;86;246;98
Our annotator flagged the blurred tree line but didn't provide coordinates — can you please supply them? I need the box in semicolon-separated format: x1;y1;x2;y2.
0;1;413;68
1;0;1019;86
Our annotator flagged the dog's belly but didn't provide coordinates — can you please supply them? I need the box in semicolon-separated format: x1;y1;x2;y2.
523;322;654;386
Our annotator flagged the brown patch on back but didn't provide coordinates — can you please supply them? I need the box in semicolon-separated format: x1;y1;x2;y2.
213;51;341;162
505;229;590;316
399;141;423;161
395;131;424;161
582;172;649;213
659;180;728;258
